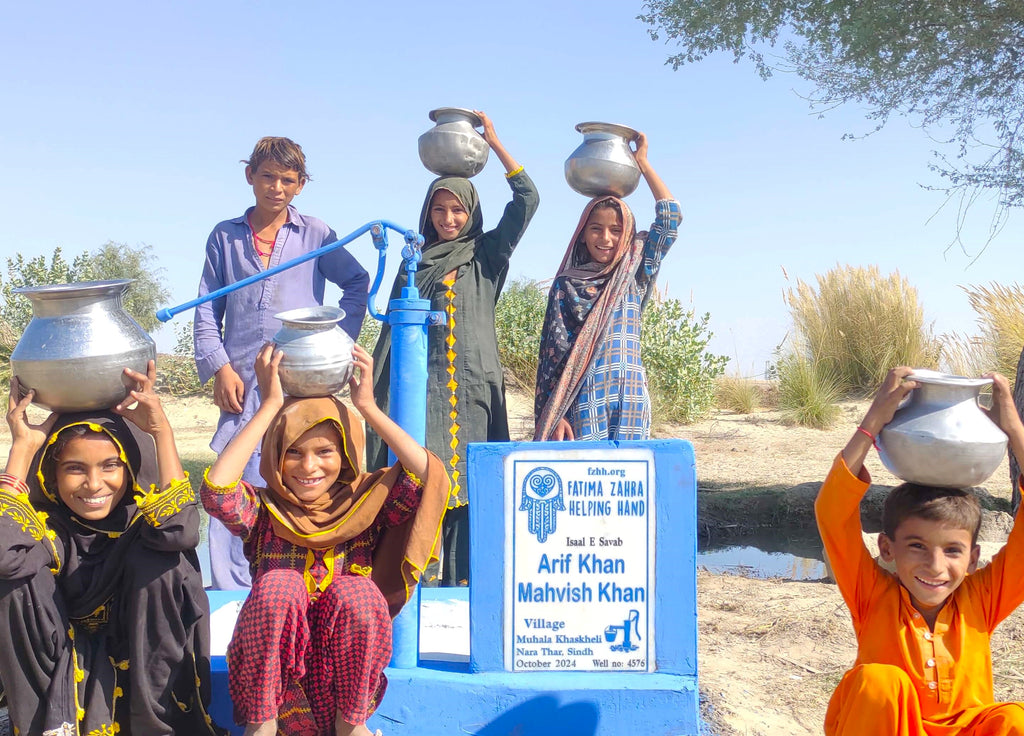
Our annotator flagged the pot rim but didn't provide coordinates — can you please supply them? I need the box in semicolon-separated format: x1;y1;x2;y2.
575;121;639;141
428;107;482;127
274;305;346;327
907;368;993;388
12;279;133;298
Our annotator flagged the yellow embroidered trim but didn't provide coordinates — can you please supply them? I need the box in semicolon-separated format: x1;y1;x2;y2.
0;488;62;572
350;563;372;577
303;547;337;595
443;277;462;507
137;475;195;527
405;469;424;487
70;600;111;634
201;467;240;494
69;625;86;723
505;165;524;179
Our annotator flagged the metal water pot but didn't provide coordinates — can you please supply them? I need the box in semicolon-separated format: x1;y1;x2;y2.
10;280;156;412
273;306;355;397
877;370;1007;488
417;107;489;178
564;122;642;198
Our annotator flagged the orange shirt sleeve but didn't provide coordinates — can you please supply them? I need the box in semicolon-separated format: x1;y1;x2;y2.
815;454;883;628
966;475;1024;630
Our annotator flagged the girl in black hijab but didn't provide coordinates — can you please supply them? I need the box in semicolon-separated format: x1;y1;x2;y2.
0;364;224;736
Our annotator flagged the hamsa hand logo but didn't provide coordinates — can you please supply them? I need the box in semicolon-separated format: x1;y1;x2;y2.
519;467;564;543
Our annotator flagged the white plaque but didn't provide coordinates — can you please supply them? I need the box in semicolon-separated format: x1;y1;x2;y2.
503;448;655;672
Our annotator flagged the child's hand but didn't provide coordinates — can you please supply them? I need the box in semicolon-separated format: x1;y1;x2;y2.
631;131;649;166
348;344;377;415
6;376;56;458
861;367;919;435
474;110;500;149
114;361;171;437
214;363;245;414
982;372;1024;439
254;344;285;410
551;417;575;441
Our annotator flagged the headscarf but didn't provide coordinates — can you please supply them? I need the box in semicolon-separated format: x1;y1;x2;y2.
370;178;485;420
533;196;643;441
259;396;449;615
28;411;163;616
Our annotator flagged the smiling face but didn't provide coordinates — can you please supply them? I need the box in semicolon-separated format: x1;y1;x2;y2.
245;160;305;218
54;434;129;521
281;422;343;503
429;189;469;242
580;205;624;264
878;516;980;620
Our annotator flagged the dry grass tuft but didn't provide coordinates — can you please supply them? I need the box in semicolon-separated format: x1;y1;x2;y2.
958;283;1024;388
778;351;842;429
715;375;760;414
785;265;940;396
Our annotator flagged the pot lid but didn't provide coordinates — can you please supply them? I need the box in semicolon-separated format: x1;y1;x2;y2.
428;107;483;127
907;368;993;388
575;121;640;140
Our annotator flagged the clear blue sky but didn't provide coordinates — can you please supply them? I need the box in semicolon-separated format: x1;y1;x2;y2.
3;0;1021;376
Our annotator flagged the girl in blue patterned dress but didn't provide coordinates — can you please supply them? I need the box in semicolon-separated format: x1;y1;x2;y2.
534;132;681;441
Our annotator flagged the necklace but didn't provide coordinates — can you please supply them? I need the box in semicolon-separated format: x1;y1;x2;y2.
247;215;277;257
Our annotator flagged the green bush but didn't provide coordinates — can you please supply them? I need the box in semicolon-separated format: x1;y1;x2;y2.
641;296;729;425
777;351;842;429
358;312;383;353
157;320;212;397
1;243;169;335
495;278;548;390
786;264;940;396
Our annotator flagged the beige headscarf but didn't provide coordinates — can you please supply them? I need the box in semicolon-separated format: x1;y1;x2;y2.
259;396;449;615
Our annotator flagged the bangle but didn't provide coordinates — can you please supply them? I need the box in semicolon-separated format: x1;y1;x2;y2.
856;426;878;448
505;165;524;179
0;473;30;496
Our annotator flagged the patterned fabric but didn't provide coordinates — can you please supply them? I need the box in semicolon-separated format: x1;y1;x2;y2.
567;291;651;440
200;471;422;591
227;570;391;735
535;199;682;440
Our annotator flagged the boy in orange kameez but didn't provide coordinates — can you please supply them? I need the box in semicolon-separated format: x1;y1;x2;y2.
817;367;1024;735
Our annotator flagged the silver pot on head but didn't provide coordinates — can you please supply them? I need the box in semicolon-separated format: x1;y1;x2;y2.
565;122;642;198
11;280;156;412
418;107;490;179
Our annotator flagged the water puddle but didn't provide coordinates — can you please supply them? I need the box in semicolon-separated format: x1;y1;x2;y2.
698;532;828;581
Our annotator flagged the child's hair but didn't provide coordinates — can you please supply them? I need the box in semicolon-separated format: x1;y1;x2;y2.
590;198;622;221
882;482;983;544
243;137;310;181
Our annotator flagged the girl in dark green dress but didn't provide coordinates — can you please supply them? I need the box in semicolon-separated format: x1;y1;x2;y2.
369;110;539;586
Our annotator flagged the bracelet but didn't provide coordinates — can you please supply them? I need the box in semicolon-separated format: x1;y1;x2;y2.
856;426;879;449
0;473;30;496
505;165;524;179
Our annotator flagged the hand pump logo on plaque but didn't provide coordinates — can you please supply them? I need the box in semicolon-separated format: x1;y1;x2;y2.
504;448;656;672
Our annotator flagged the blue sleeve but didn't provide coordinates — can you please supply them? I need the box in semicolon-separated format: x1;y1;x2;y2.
193;230;230;385
635;199;682;299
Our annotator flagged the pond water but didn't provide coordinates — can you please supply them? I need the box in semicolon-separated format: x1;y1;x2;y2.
697;532;829;581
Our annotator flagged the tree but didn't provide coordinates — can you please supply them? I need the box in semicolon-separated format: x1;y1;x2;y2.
639;1;1024;238
1;242;169;335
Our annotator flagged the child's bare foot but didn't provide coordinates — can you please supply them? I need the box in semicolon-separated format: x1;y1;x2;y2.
334;712;375;736
244;720;277;736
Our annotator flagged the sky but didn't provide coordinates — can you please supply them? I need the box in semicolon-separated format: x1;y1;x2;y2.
2;0;1021;377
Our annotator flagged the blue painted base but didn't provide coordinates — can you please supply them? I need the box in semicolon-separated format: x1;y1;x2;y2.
369;666;698;736
210;658;699;736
